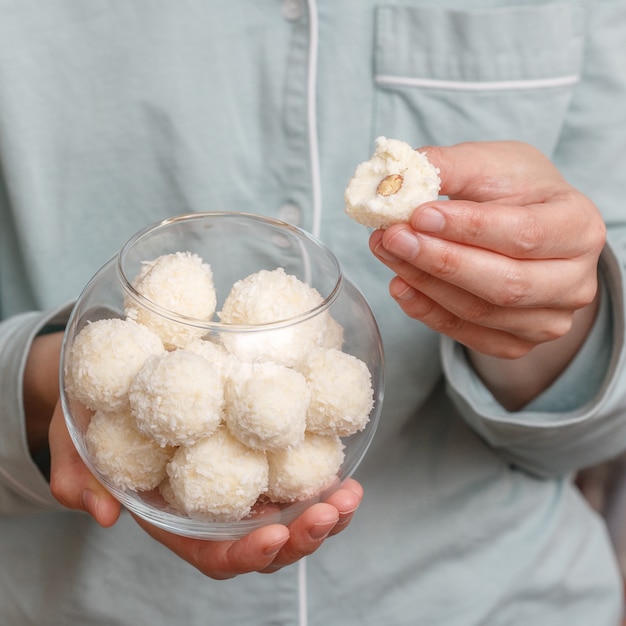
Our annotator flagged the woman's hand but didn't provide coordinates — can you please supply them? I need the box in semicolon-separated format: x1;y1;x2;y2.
48;402;362;579
370;141;606;408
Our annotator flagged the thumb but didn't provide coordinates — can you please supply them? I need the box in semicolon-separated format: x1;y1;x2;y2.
49;402;121;527
421;140;566;203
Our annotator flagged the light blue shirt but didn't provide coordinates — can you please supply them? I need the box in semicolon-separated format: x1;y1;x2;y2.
1;1;626;624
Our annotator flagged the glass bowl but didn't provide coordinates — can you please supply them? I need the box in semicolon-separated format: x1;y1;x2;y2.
60;212;384;540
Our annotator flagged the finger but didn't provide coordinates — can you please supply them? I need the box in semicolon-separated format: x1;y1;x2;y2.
372;227;597;309
259;502;340;572
133;480;363;579
263;480;363;570
409;196;605;260
389;275;575;345
132;517;290;580
324;478;363;537
387;279;535;359
48;403;121;527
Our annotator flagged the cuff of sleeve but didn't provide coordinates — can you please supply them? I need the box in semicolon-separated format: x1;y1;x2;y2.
0;303;74;513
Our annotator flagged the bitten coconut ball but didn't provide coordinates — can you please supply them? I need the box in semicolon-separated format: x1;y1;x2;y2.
218;267;328;367
224;362;310;452
125;251;217;349
266;433;345;503
129;349;224;447
85;409;174;492
345;136;441;229
65;318;164;412
301;348;374;437
167;427;269;522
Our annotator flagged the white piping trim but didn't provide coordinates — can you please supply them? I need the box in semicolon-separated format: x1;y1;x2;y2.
298;558;308;626
298;3;318;618
375;73;581;92
307;0;321;239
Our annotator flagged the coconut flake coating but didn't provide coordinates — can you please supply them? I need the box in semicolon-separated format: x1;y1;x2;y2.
322;315;345;350
218;267;328;367
185;337;237;385
219;267;323;325
85;409;174;491
158;478;185;514
65;318;164;412
301;348;374;437
345;136;441;229
224;362;310;451
167;427;269;522
266;433;345;503
125;251;217;349
129;350;224;447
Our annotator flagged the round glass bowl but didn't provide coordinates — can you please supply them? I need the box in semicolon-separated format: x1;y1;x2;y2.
60;212;384;540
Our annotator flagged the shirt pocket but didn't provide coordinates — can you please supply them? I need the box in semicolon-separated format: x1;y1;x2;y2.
372;3;584;153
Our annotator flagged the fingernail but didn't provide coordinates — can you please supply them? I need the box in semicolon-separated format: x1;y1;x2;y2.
396;285;417;302
373;242;397;263
337;505;359;516
415;207;445;232
309;520;336;541
263;537;288;557
386;230;420;259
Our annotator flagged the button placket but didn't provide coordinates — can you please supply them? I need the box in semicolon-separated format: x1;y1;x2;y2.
277;203;302;226
282;0;305;22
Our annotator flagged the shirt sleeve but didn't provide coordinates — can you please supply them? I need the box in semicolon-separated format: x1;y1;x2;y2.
442;239;626;477
0;303;73;515
443;0;626;478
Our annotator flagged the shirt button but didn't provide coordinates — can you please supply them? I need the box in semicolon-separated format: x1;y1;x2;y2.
277;203;302;226
282;0;305;22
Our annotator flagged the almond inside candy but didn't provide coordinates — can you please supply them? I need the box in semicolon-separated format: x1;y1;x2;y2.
376;174;403;197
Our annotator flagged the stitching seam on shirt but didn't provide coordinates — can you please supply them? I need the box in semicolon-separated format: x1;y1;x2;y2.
375;74;581;91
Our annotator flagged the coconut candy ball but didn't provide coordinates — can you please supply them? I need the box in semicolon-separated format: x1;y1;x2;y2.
125;251;217;349
266;432;345;503
158;478;184;514
345;136;441;229
218;267;329;367
85;409;174;492
67;252;372;519
224;362;310;452
322;315;345;350
301;348;374;437
65;317;164;413
185;337;237;385
167;427;269;522
129;349;224;447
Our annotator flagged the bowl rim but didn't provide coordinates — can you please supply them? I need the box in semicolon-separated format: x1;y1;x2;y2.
116;211;345;332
